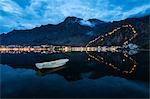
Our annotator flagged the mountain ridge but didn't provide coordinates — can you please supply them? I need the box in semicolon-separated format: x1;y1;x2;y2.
0;15;149;48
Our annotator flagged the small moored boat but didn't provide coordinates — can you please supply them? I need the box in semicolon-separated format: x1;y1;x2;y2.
35;59;69;69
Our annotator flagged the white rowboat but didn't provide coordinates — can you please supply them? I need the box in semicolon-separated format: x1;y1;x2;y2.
35;59;69;69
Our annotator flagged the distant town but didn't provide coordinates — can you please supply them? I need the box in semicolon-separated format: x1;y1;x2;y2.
0;45;122;54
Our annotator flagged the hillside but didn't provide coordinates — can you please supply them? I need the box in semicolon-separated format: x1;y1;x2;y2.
0;15;149;48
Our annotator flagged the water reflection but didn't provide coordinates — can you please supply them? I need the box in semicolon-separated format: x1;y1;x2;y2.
34;49;138;78
86;50;138;75
0;49;149;82
37;66;67;76
127;50;138;55
1;64;148;98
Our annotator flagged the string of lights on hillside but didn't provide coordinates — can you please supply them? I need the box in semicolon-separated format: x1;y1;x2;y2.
85;24;138;75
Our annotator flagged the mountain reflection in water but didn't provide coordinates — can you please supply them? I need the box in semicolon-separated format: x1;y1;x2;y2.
0;50;149;81
0;50;149;98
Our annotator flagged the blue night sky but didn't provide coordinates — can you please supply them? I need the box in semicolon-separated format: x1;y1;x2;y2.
0;0;150;34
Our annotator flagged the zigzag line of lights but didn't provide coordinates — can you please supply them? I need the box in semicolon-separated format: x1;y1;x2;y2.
86;24;137;47
85;24;138;74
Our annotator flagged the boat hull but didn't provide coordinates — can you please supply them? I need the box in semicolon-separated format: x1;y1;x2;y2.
35;59;69;69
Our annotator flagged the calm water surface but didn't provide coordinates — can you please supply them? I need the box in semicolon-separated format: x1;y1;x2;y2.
0;51;149;98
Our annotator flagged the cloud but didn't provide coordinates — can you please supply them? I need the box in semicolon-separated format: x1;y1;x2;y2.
0;0;150;33
0;64;149;98
79;20;95;27
0;0;23;15
122;4;150;19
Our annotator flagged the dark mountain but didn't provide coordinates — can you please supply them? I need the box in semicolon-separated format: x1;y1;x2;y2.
0;15;149;48
0;17;93;46
118;15;150;48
